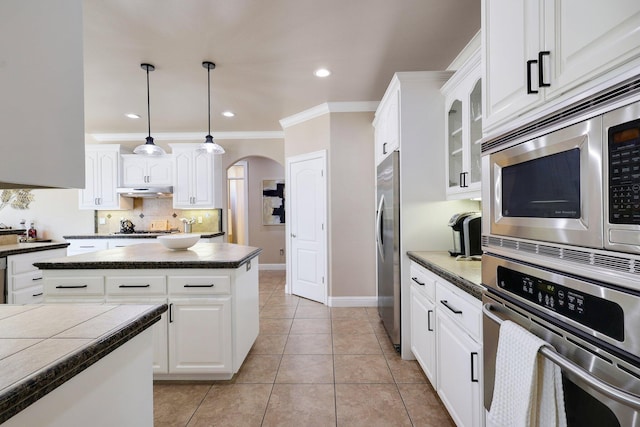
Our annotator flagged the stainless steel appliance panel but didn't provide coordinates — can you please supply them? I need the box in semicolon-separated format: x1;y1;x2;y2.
0;258;5;304
376;151;400;349
487;117;603;249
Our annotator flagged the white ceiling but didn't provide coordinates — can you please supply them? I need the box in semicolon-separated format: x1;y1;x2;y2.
83;0;480;138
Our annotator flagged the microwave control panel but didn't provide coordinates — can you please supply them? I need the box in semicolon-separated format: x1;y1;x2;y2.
609;117;640;224
496;266;624;341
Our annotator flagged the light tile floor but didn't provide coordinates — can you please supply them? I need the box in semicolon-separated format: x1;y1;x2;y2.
154;270;455;426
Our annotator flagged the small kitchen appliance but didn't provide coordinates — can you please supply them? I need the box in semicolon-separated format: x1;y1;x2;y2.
119;219;135;234
448;212;481;257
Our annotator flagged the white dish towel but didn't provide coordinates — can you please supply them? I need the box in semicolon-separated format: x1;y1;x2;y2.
487;320;567;427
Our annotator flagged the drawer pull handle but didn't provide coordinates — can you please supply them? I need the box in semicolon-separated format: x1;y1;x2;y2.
55;285;88;289
184;284;214;288
411;277;425;286
32;277;43;281
32;292;43;297
79;246;95;248
440;300;462;314
118;284;151;288
471;352;479;383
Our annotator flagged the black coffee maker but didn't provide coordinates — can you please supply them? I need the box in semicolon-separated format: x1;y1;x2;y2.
448;212;482;258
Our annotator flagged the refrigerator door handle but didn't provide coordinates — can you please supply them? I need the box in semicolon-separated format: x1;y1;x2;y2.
376;195;385;260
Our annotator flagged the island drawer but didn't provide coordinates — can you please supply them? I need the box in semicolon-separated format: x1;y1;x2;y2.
43;276;104;296
106;276;166;295
168;275;231;295
13;285;44;304
12;270;43;292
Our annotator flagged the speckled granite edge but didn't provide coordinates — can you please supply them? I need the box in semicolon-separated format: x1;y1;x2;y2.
407;252;484;300
0;304;167;424
0;243;70;257
63;232;225;239
34;247;263;270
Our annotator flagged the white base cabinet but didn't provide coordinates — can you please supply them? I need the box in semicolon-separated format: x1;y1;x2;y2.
409;260;484;427
6;248;67;304
42;259;259;380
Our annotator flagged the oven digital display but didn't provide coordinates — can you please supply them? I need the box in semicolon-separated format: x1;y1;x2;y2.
497;266;624;341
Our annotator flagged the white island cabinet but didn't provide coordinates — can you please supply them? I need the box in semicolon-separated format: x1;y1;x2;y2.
37;242;261;380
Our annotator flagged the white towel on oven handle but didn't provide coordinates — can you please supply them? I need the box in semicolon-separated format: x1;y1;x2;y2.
487;320;567;427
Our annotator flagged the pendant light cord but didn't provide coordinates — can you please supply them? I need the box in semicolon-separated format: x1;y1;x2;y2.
146;66;151;138
207;65;211;136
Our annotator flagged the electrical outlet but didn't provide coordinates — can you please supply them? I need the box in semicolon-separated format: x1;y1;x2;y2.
99;217;106;225
197;216;203;224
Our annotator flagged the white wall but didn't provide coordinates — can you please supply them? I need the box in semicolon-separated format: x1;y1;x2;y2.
0;189;93;241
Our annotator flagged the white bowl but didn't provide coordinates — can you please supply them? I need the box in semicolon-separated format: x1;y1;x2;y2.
157;234;200;250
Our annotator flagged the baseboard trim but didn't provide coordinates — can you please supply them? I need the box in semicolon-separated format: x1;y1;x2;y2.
327;296;377;308
259;263;286;271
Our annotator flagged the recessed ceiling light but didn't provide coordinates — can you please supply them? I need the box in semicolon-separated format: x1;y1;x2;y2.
314;68;331;78
125;113;141;119
222;111;235;117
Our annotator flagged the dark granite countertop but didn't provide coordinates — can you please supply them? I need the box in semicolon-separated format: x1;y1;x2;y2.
407;251;485;300
35;242;261;270
0;229;26;236
0;303;166;424
0;242;70;257
63;231;225;239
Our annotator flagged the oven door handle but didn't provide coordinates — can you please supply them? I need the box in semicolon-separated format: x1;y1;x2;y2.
483;303;640;411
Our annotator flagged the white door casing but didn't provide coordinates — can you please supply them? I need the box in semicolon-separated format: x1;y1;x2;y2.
286;150;327;304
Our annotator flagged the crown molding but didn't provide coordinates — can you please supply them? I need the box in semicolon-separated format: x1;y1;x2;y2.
90;131;284;142
279;101;379;129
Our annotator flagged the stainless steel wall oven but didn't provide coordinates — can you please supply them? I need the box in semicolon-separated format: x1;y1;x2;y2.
482;254;640;426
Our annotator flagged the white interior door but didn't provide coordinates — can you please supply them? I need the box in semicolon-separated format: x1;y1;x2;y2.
286;150;327;304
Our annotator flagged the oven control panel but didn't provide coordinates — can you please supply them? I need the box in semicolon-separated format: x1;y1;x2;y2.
609;117;640;224
497;266;624;341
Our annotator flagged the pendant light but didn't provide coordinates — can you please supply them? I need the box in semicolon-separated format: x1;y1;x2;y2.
133;63;166;156
197;61;225;155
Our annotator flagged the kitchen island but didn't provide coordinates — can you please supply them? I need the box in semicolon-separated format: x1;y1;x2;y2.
0;303;166;426
35;242;262;380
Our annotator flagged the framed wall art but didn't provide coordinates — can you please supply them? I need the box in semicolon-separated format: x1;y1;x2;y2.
262;179;285;225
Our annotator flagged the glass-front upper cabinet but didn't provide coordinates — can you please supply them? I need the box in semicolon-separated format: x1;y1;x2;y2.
441;48;482;200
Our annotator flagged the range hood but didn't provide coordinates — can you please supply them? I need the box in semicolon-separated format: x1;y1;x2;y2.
116;186;173;198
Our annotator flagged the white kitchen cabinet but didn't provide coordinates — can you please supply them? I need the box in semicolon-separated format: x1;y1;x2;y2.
442;49;482;199
435;280;483;427
6;248;67;304
170;143;222;209
167;297;232;374
483;0;640;134
410;280;437;386
121;154;173;187
42;274;105;303
66;239;109;256
373;88;400;165
79;145;132;210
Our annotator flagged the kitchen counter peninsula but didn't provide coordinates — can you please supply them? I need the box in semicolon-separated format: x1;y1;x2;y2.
63;231;225;239
36;242;262;381
0;303;166;426
0;241;69;257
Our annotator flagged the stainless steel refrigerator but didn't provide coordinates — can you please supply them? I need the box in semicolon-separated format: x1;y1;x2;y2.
376;151;400;351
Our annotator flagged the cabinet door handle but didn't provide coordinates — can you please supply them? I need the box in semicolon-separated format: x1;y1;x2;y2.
427;309;434;332
471;352;479;383
55;284;88;289
383;142;388;154
169;303;173;323
538;51;550;88
460;172;469;188
32;292;43;297
526;59;538;94
411;277;425;286
183;284;214;288
440;299;462;314
118;284;151;288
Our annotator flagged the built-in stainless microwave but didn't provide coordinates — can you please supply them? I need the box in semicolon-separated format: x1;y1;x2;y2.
488;116;604;249
487;100;640;254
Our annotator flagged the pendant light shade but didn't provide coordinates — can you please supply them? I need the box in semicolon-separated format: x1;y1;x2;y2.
133;63;166;156
197;61;225;155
